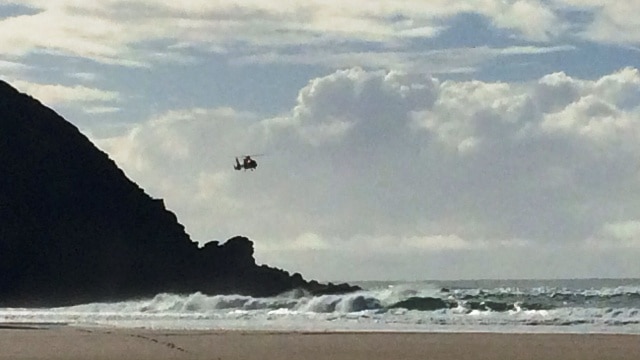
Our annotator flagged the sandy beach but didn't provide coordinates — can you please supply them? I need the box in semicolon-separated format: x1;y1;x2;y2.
1;325;639;360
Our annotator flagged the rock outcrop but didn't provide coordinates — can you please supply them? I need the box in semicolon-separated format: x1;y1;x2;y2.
0;80;359;307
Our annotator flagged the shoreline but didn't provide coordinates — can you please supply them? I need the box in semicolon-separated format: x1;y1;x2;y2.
2;326;640;360
2;322;640;335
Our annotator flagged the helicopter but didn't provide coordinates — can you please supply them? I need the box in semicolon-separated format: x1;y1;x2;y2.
234;154;261;171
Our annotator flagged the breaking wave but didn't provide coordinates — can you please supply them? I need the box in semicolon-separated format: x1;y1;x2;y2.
2;281;640;333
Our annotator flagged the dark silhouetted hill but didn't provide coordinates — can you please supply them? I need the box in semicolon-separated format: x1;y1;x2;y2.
0;80;358;307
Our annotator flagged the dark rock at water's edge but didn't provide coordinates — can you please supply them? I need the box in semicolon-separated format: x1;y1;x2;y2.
0;80;360;307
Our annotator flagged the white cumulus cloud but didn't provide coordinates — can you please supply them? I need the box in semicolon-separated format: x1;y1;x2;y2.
94;66;640;279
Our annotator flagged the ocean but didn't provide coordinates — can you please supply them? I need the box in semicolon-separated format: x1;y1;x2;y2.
2;278;640;334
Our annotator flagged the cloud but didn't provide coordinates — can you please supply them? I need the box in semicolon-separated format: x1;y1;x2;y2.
402;234;529;251
555;0;640;45
0;58;29;72
602;221;640;242
0;5;147;66
68;72;100;82
12;80;120;105
9;80;122;117
539;68;640;147
84;106;121;114
587;220;640;249
0;0;630;69
94;66;640;279
236;45;576;74
486;0;562;41
259;232;332;251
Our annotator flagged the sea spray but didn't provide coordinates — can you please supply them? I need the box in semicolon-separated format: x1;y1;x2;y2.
2;279;640;333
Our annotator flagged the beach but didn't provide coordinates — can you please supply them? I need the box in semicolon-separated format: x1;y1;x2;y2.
1;326;639;360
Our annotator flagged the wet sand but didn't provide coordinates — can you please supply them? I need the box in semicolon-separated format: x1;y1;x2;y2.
1;325;639;360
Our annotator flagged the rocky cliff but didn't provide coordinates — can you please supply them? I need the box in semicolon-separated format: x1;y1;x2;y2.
0;80;358;307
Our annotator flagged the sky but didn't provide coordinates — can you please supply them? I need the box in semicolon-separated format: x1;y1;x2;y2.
1;0;640;281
